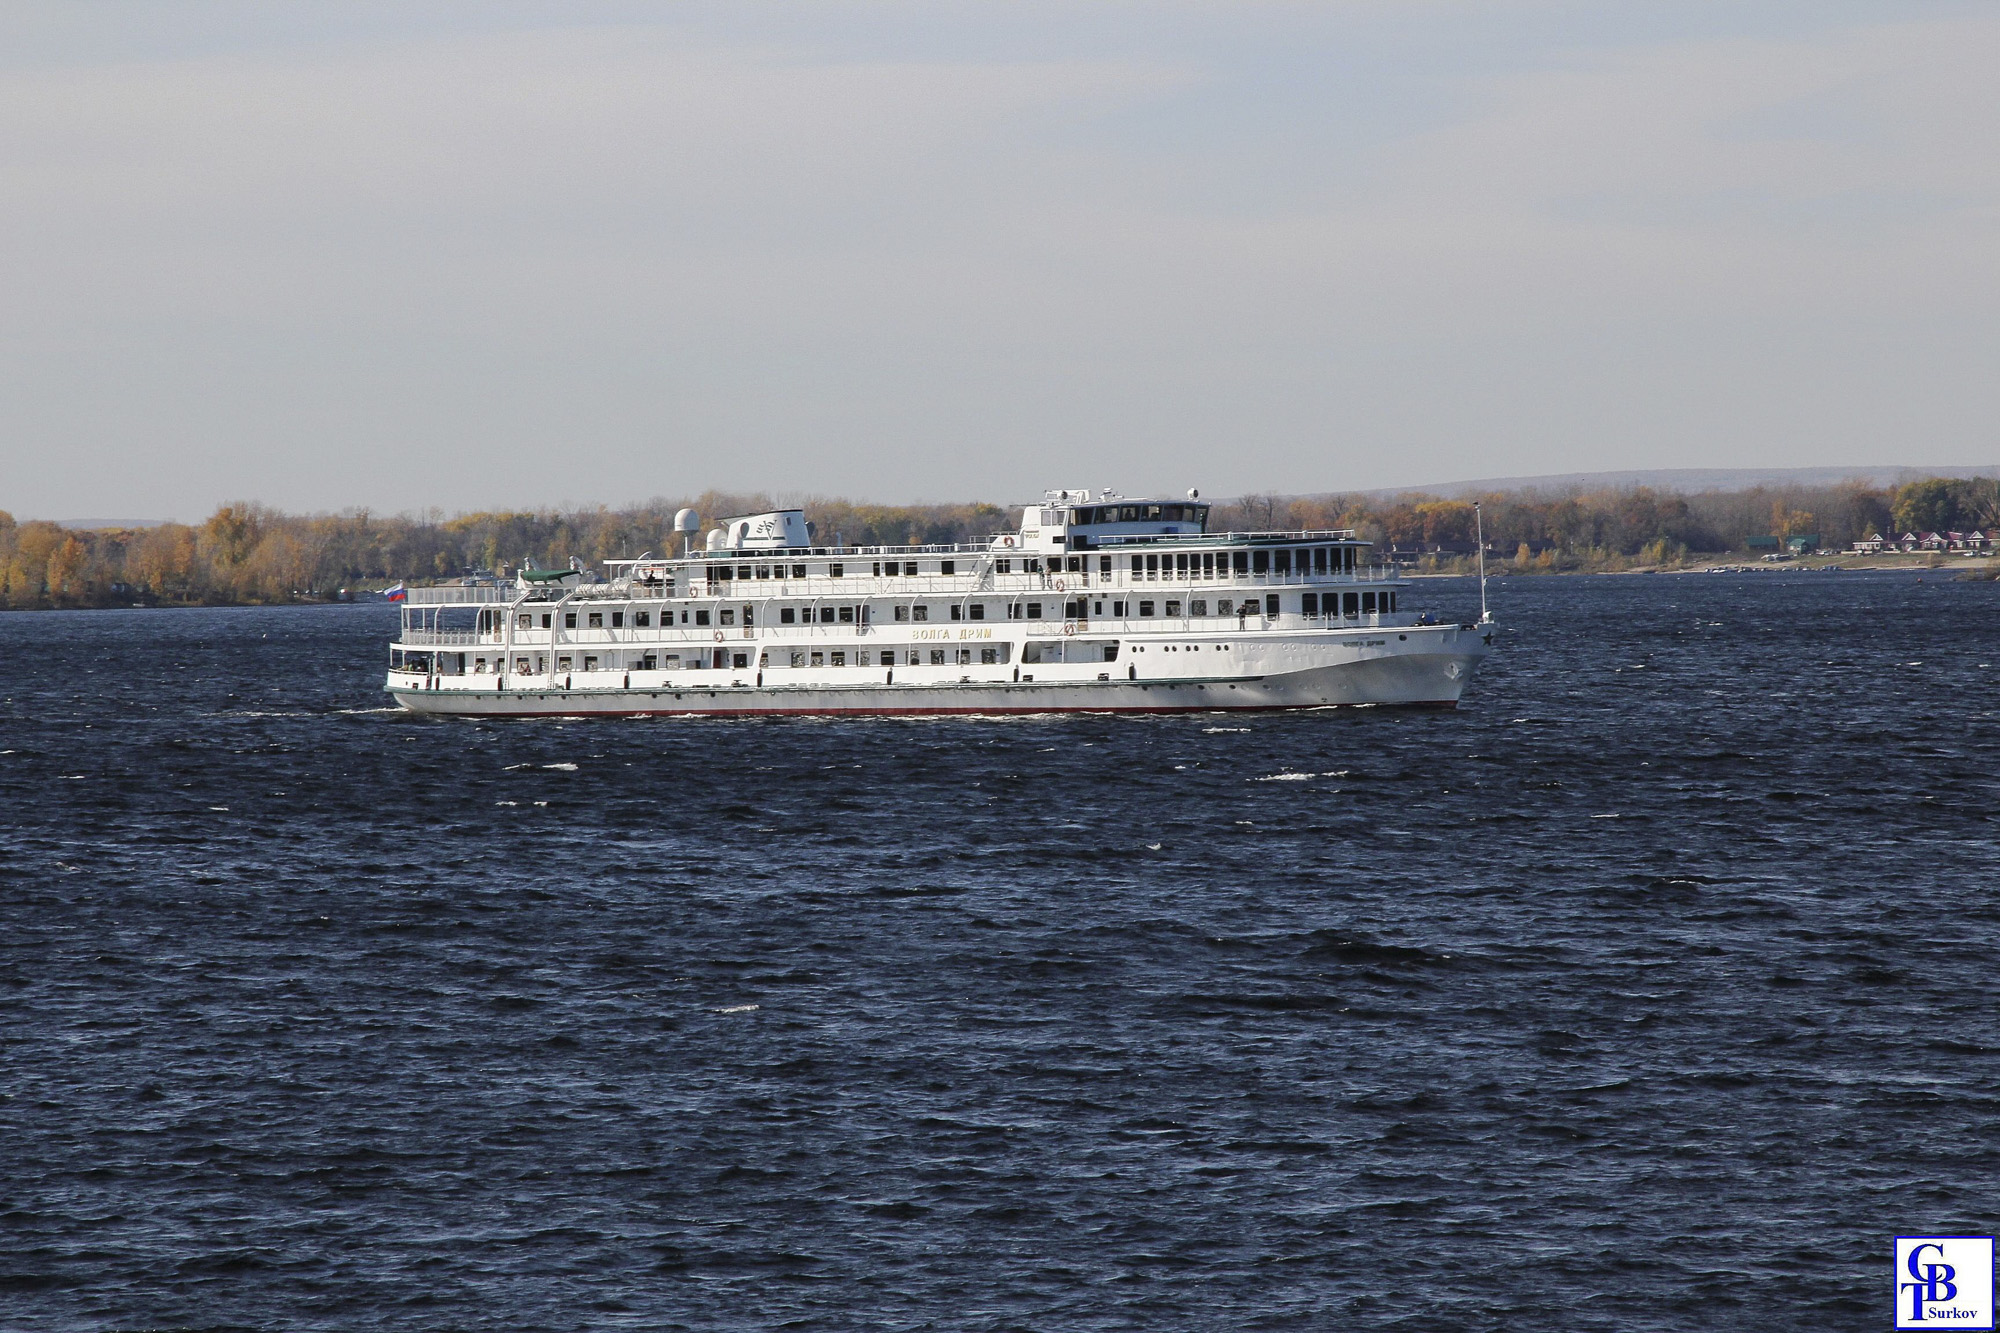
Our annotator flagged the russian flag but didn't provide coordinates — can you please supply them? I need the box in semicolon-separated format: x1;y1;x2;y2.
385;582;407;603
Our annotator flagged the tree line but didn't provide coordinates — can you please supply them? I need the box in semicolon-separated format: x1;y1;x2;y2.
2;476;1994;609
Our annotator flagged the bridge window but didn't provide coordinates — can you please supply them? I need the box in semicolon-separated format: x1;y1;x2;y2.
1362;592;1376;614
1233;551;1249;574
1252;551;1269;574
1275;550;1291;575
1314;548;1328;573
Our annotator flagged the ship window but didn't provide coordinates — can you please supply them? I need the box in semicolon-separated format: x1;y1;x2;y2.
930;649;946;665
830;563;844;577
781;608;796;624
811;651;824;667
589;612;604;628
1233;551;1249;574
858;650;871;666
733;652;748;669
717;567;732;582
634;611;648;627
1145;554;1159;579
1165;600;1182;617
831;651;845;666
1138;600;1155;616
1314;548;1328;574
719;609;735;626
793;564;807;579
1112;601;1125;616
557;655;573;670
1302;593;1319;616
894;605;908;622
941;560;956;575
516;657;531;672
1026;602;1042;619
950;605;962;621
913;605;929;621
1274;550;1291;575
583;655;598;671
1386;592;1396;613
900;561;915;576
517;614;532;629
1102;644;1119;662
790;651;805;666
957;649;972;665
1191;599;1207;616
1217;598;1233;615
1252;550;1269;574
819;608;835;623
737;565;751;579
743;607;756;627
1265;594;1280;617
1362;592;1376;614
1025;557;1041;573
1099;555;1112;574
756;565;771;579
641;654;657;670
1145;505;1162;520
1341;592;1357;617
838;606;854;623
564;612;578;628
995;559;1010;574
695;609;710;626
981;648;998;664
474;658;487;673
970;604;985;620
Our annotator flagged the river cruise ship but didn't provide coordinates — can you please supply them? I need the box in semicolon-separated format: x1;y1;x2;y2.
385;490;1494;716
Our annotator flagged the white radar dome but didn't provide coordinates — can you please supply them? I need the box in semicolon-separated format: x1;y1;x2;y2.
674;508;700;534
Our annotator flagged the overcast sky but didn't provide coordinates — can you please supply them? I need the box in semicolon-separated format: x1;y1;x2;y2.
2;2;1995;520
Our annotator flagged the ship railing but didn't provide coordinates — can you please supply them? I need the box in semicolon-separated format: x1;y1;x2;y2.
401;629;483;646
403;585;518;605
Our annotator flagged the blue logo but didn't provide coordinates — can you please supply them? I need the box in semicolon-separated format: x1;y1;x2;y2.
1896;1237;1994;1331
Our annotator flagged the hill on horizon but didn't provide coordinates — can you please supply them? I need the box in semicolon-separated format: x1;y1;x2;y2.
1365;464;1999;499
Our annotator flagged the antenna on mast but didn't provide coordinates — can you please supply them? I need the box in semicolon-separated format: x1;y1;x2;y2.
1475;502;1491;624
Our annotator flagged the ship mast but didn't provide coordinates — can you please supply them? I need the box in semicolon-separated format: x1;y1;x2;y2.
1475;502;1490;624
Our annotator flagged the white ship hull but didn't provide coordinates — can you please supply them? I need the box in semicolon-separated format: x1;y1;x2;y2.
389;623;1492;718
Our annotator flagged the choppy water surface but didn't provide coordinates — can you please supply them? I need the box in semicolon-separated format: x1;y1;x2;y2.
2;572;1996;1331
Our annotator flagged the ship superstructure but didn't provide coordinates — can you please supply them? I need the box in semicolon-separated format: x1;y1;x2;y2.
385;489;1494;716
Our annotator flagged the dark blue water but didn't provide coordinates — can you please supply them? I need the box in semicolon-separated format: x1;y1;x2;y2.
3;572;1996;1330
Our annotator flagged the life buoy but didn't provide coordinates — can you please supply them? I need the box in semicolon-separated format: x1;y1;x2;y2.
1053;578;1066;592
1000;535;1016;548
1062;621;1077;635
713;630;724;642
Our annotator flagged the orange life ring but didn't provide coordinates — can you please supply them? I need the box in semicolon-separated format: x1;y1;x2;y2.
1001;535;1016;548
1062;621;1077;635
713;630;724;642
